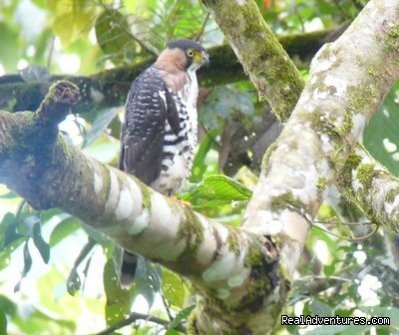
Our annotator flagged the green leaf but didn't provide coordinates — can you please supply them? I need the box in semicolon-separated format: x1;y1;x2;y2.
82;135;120;164
49;217;81;247
191;129;219;183
15;242;33;292
95;9;135;62
81;223;111;247
167;305;195;331
32;221;50;263
31;0;47;8
0;309;6;335
308;300;333;317
66;238;96;296
13;306;76;334
199;86;256;131
103;259;135;326
0;295;16;316
189;175;252;203
135;258;161;308
22;215;40;236
83;107;119;147
66;268;81;296
361;306;399;328
364;82;399;175
162;269;185;308
48;0;98;46
305;324;369;335
0;22;19;71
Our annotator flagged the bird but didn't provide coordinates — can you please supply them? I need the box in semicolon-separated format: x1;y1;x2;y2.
119;39;209;288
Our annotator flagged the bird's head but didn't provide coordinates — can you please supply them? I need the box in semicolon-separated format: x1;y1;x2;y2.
157;39;209;72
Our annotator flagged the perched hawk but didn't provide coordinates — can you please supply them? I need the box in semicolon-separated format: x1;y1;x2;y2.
119;39;209;287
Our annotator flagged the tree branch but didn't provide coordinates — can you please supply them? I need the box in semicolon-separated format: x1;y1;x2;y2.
0;81;279;334
93;311;186;335
203;0;305;121
0;28;344;114
205;0;399;234
1;1;398;334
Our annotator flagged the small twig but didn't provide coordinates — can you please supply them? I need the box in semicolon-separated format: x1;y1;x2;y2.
46;36;55;69
300;275;352;283
161;292;173;321
195;12;211;41
312;221;379;242
124;26;160;56
291;1;305;32
92;312;186;335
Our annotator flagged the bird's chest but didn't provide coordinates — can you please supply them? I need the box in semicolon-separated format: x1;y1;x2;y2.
151;75;198;195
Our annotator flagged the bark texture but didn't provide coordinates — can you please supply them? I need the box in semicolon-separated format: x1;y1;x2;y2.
205;0;399;236
0;28;342;114
0;0;398;334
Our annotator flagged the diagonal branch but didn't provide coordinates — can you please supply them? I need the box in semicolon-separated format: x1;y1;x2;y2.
1;1;398;334
204;0;399;233
0;81;279;334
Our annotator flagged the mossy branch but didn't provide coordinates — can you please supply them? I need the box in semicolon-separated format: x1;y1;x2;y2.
0;28;343;114
0;81;283;335
204;0;399;234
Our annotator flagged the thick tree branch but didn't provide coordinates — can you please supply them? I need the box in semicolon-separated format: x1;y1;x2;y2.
1;2;398;335
338;146;399;232
205;0;399;234
0;82;279;334
0;28;343;114
203;0;305;121
198;0;399;333
243;0;399;290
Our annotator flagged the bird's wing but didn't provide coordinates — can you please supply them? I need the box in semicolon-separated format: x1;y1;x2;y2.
120;67;181;185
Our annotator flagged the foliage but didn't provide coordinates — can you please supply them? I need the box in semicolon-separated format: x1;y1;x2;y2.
0;0;398;334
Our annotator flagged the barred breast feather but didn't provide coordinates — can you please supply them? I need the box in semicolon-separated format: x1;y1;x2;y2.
120;66;198;196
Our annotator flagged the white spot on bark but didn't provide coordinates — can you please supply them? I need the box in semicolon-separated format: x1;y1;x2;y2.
323;75;348;97
129;208;150;235
383;138;397;153
311;45;336;73
94;171;103;195
384;194;399;215
313;88;329;100
90;87;105;104
105;170;120;212
115;187;134;221
350;114;366;141
227;268;250;288
280;209;309;243
320;134;333;153
196;218;219;266
126;178;142;217
202;252;236;282
236;0;246;6
149;192;179;237
216;289;230;299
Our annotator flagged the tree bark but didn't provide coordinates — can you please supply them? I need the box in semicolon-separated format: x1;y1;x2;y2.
0;28;343;114
205;0;399;234
0;1;398;334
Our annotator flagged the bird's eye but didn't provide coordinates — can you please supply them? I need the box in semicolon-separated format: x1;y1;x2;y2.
187;49;194;57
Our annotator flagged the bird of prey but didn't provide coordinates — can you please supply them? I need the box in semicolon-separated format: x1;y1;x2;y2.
119;39;209;287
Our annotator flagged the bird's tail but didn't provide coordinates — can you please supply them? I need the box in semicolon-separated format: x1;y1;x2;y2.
120;250;138;289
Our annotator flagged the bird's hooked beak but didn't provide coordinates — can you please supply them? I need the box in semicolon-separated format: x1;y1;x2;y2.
201;51;210;67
